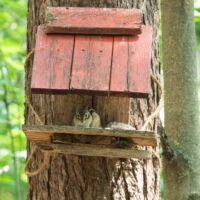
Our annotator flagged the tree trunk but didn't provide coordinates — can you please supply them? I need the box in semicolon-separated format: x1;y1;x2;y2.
25;0;160;199
162;0;200;199
197;50;200;80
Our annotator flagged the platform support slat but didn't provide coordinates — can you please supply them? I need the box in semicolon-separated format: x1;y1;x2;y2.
38;143;152;159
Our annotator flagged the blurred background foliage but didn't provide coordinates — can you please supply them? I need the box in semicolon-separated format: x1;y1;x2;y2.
0;0;199;199
195;1;200;48
0;0;27;200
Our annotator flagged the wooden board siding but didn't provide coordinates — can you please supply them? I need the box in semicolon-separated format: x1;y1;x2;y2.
70;35;113;92
31;25;152;97
31;26;74;93
110;26;153;95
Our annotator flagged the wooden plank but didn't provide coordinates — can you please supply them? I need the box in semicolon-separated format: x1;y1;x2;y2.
22;125;158;147
31;25;74;93
45;7;142;35
110;25;153;96
38;143;152;159
128;25;153;94
70;35;113;92
110;36;129;92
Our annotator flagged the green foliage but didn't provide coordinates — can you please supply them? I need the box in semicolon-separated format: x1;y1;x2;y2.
195;16;200;48
195;1;200;48
0;0;27;199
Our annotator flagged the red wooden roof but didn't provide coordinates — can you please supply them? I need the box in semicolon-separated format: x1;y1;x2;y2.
45;7;142;35
31;25;152;97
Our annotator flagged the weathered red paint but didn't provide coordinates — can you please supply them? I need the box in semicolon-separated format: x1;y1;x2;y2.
110;36;129;92
31;26;74;93
127;25;153;94
71;35;113;91
31;25;152;97
45;7;142;35
110;26;153;95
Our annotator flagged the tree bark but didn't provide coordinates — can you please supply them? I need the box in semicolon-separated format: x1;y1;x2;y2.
162;0;200;200
25;0;160;199
197;50;200;80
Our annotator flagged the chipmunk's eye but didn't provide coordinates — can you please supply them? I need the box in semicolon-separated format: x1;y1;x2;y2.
84;113;90;119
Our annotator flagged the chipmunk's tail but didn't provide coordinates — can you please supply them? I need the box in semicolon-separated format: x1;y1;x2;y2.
105;122;135;130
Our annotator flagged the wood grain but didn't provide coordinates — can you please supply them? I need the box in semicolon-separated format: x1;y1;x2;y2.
110;36;129;92
45;7;142;35
38;143;152;159
110;25;153;96
70;35;113;92
22;125;158;147
31;26;152;97
31;25;74;93
127;25;153;94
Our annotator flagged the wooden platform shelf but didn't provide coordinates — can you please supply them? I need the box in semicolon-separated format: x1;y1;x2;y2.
23;125;158;159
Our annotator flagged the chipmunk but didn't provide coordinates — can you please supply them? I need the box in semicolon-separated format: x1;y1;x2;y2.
73;106;135;148
73;106;101;128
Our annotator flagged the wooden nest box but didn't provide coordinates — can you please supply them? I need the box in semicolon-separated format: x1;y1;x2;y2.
25;7;157;159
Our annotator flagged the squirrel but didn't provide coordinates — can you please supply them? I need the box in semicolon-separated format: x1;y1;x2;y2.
73;106;135;148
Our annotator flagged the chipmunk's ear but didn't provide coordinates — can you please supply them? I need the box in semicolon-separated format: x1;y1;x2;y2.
88;107;96;113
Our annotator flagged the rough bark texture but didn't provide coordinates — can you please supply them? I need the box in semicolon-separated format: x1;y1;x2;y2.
25;0;160;199
162;0;200;200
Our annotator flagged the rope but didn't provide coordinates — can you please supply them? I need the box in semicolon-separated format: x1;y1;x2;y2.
24;49;52;177
25;96;43;125
24;48;35;69
151;148;162;168
24;145;51;177
140;74;163;168
140;74;164;131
